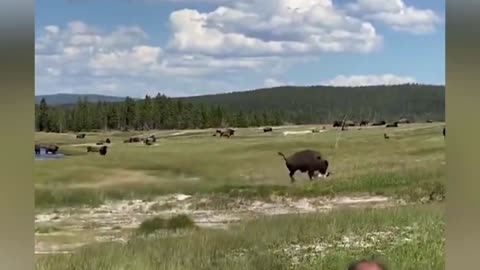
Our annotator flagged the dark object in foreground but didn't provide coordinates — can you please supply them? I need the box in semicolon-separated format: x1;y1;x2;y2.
278;149;329;183
385;122;398;128
348;259;388;270
87;145;108;156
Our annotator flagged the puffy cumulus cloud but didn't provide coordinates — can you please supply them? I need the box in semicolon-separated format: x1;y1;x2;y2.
347;0;441;34
322;74;416;86
166;0;382;57
35;20;276;96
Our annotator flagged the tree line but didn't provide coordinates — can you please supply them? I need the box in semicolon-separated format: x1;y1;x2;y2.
35;94;284;132
35;84;445;132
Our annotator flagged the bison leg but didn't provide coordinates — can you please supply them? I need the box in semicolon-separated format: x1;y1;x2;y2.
308;170;316;181
289;170;296;183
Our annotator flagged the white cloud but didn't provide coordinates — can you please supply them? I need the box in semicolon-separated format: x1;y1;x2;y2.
347;0;441;34
322;74;416;86
264;77;294;87
166;0;382;57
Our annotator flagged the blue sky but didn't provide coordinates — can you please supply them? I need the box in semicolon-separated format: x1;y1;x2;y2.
35;0;445;97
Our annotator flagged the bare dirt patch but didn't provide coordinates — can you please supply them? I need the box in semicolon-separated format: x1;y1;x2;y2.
35;194;398;254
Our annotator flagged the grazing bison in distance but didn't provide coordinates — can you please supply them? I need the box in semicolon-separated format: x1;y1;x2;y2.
105;138;111;144
371;120;386;126
359;120;369;126
45;145;59;155
333;120;343;127
96;142;104;145
397;118;410;124
386;122;398;128
344;120;355;126
87;145;108;156
76;133;86;139
35;144;41;155
278;149;330;183
426;119;434;123
264;127;273;132
217;128;235;138
384;133;390;139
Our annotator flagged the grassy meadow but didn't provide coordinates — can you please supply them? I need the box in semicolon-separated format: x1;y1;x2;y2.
35;123;446;269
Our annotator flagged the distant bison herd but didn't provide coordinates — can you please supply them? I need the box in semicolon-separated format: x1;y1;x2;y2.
37;118;445;183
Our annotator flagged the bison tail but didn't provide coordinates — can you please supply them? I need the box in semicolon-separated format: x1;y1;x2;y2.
277;152;287;161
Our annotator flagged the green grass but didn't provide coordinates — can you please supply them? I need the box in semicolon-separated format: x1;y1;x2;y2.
35;124;445;208
36;203;444;270
137;215;197;235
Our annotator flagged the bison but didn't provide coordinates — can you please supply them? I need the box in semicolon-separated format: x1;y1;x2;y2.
311;128;320;133
264;127;273;132
278;149;330;183
87;145;108;156
371;120;386;126
385;122;398;128
426;119;434;123
45;145;59;155
397;118;410;124
333;120;343;127
105;138;111;144
344;120;355;126
384;133;390;139
96;142;104;145
218;128;235;138
443;127;446;137
76;133;86;139
359;120;369;126
35;144;41;155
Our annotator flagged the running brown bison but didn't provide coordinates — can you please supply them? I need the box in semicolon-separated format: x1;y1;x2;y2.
45;145;59;154
35;144;41;155
76;133;86;139
385;122;398;128
359;120;369;126
264;127;273;132
397;118;410;124
278;150;330;183
371;120;386;126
